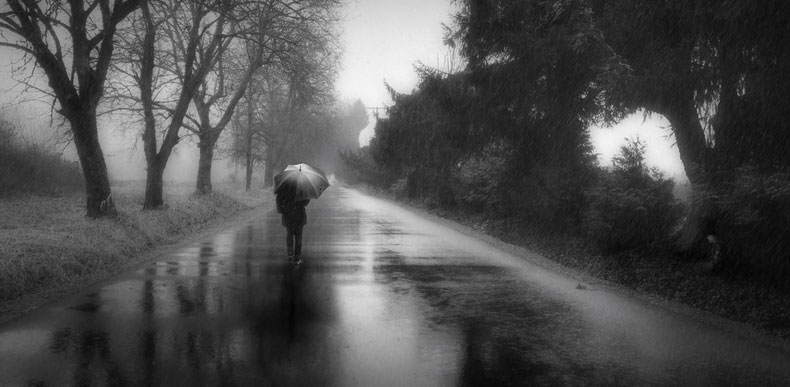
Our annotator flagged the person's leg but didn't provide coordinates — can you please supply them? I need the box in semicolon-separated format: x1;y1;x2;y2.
286;228;295;258
294;226;303;258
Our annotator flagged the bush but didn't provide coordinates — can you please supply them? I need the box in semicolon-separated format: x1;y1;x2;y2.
449;138;596;232
704;167;790;284
451;151;507;213
0;121;83;196
584;138;684;252
339;147;395;188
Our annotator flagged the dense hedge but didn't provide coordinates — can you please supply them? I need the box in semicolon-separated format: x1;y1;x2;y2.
701;168;790;284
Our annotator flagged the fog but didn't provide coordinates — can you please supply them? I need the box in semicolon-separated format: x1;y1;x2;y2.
0;47;238;185
97;116;238;184
0;0;688;188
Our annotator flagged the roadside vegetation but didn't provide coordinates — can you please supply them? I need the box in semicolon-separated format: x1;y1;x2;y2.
0;120;272;311
344;0;790;340
0;0;361;312
0;180;272;311
2;0;788;343
0;122;83;197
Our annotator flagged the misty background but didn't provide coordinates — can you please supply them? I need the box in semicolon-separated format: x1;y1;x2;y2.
0;0;686;187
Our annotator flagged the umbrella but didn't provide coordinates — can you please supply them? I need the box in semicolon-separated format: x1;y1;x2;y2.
274;163;330;200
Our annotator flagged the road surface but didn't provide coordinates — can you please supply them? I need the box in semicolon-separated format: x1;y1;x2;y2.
1;187;789;386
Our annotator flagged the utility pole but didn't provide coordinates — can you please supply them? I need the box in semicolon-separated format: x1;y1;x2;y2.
365;106;388;119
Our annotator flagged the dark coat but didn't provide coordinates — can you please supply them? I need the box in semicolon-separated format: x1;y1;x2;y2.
277;193;309;230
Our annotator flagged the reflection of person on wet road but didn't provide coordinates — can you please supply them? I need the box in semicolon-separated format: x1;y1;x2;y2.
276;185;309;263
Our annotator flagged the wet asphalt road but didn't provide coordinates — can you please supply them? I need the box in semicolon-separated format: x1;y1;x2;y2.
1;187;790;386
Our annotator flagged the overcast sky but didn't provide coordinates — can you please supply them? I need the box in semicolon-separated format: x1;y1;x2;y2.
335;0;459;146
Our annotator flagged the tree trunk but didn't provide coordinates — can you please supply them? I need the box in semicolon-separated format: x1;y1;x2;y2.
663;99;708;187
710;37;745;171
144;159;165;209
140;1;167;211
647;91;714;256
244;86;255;192
263;150;276;188
245;150;253;191
70;107;116;218
196;138;215;194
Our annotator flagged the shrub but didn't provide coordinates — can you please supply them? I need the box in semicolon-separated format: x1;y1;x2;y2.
0;121;83;196
704;167;790;284
494;165;592;231
339;147;396;188
451;151;507;213
584;138;684;252
449;138;597;232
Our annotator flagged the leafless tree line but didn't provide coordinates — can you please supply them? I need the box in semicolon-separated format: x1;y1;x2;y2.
0;0;342;216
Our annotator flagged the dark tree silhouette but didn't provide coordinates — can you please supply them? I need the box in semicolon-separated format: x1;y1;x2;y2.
591;0;790;183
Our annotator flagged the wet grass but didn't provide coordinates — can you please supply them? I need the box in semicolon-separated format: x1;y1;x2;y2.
0;183;273;308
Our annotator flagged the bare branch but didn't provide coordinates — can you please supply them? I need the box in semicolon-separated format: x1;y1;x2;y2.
0;40;35;54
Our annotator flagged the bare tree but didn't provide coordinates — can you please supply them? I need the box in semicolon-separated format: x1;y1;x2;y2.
219;0;340;190
228;74;269;191
221;65;287;192
261;36;340;186
187;0;342;194
0;0;142;217
110;0;244;208
186;0;280;194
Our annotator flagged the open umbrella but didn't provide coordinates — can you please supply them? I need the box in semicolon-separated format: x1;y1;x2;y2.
274;163;330;200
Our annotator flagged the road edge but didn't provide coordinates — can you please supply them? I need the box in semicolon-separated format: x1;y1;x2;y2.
0;206;271;326
347;186;790;355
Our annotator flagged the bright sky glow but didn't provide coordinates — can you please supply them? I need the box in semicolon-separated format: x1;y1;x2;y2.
335;1;687;181
590;113;687;182
335;0;457;146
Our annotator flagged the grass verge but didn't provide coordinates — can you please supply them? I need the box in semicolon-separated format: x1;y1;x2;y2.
0;183;273;318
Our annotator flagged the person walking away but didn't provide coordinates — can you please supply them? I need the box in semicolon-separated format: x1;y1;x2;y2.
276;185;310;263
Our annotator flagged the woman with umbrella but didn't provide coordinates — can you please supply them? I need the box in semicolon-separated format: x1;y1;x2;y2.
274;163;329;264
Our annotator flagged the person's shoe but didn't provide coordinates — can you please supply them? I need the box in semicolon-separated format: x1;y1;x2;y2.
287;255;294;263
294;256;302;265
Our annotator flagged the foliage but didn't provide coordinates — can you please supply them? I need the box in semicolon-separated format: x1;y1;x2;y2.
349;0;609;222
591;0;790;180
584;138;683;252
444;0;617;222
0;122;83;197
450;144;508;213
339;147;393;188
699;168;790;284
364;70;475;207
453;0;628;136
